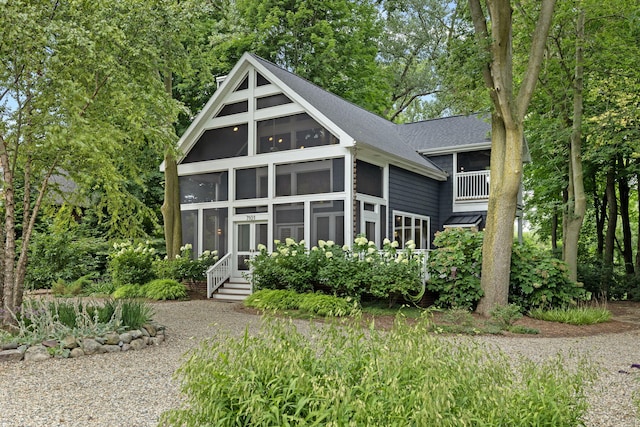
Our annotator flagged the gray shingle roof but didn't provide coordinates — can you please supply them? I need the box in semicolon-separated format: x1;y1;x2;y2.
251;54;492;174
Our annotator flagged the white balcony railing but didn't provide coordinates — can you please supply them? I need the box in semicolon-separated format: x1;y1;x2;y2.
455;170;490;201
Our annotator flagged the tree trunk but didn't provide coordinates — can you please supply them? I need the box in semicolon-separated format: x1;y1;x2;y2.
161;69;182;260
618;161;633;274
468;0;556;315
595;190;606;257
476;119;523;314
602;165;617;298
562;7;586;282
1;164;17;326
550;209;558;252
636;173;640;273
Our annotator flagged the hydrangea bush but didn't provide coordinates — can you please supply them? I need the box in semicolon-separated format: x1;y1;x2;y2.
108;241;157;287
249;236;425;304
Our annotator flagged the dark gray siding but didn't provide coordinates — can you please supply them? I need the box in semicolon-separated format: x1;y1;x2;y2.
388;165;440;243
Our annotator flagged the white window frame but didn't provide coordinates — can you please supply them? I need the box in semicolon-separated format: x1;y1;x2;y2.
392;210;431;250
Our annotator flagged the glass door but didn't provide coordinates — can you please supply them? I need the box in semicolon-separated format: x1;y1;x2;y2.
234;221;268;278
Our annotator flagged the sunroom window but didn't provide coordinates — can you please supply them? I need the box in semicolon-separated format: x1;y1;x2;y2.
179;172;228;203
393;211;430;249
182;124;248;163
256;113;338;154
276;158;344;196
235;167;268;200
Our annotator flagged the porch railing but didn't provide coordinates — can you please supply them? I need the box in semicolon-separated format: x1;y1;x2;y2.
455;170;490;201
206;252;232;298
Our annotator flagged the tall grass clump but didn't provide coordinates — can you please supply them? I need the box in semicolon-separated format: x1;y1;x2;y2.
161;316;595;426
529;306;612;325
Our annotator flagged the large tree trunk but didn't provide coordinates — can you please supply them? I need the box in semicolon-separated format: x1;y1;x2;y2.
562;8;586;282
1;163;17;326
468;0;556;315
602;165;617;298
476;118;523;314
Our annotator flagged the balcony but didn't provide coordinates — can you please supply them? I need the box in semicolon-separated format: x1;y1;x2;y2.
455;170;490;202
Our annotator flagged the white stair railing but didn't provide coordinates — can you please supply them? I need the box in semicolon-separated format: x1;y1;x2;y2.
207;253;232;298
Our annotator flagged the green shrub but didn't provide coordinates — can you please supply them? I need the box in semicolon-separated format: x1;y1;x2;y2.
112;284;145;299
510;244;589;310
144;279;187;301
427;229;588;311
84;281;116;296
488;303;523;329
25;230;108;290
297;293;358;317
529;306;612;325
427;228;484;309
244;289;303;311
108;241;157;287
250;237;425;304
161;316;594;426
154;244;219;284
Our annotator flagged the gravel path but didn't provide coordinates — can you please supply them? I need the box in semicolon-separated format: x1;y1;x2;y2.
0;300;639;427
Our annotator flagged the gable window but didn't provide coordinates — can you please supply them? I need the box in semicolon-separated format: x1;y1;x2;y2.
356;160;383;197
235;167;268;200
256;113;338;154
179;172;228;204
182;124;248;163
256;72;270;86
276;158;344;197
393;211;430;249
235;75;249;91
215;100;248;117
256;94;292;109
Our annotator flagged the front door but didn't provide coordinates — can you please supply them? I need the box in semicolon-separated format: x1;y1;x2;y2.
234;221;268;279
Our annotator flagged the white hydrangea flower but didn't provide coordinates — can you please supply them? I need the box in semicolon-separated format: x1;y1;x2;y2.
383;238;391;245
367;247;376;254
368;240;375;246
285;238;295;246
299;240;306;246
391;241;399;248
257;244;266;251
326;240;335;247
342;245;350;251
274;239;281;245
318;240;326;248
325;252;333;258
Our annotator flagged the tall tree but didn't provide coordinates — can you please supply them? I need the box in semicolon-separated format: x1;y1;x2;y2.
0;0;180;326
468;0;556;315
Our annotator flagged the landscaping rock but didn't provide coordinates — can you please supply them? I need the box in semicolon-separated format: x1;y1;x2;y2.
41;339;58;348
119;332;133;344
82;338;103;355
94;336;106;345
1;342;19;351
130;330;143;340
130;338;146;351
142;323;157;337
104;332;120;345
61;336;78;349
103;345;121;353
70;348;85;358
121;343;131;352
24;345;51;362
0;349;24;362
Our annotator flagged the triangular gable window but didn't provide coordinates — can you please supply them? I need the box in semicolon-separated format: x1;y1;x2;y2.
256;72;270;86
235;75;249;91
256;93;292;109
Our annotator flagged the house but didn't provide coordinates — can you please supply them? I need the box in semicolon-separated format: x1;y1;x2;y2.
164;52;524;301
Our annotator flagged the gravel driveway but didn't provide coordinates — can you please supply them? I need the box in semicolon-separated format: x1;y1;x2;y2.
0;300;638;427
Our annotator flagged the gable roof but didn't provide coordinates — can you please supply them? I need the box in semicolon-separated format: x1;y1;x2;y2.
249;54;447;179
173;53;498;178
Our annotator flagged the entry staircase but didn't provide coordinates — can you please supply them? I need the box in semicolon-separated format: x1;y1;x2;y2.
206;253;252;302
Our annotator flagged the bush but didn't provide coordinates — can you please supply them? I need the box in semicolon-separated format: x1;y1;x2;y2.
427;228;484;309
529;306;612;325
113;284;145;299
161;316;594;426
108;241;157;287
297;293;358;317
249;237;425;304
510;244;589;310
244;289;303;311
144;279;187;301
427;229;588;311
154;244;219;284
26;231;109;290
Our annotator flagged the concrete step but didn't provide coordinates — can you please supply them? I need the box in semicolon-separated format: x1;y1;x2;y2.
210;293;247;302
209;280;252;302
223;282;252;291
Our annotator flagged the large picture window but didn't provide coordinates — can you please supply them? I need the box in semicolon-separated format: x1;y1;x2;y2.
257;113;338;154
182;124;248;163
276;158;344;197
179;172;228;204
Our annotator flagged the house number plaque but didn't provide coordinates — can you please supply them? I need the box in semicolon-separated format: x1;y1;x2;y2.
246;215;256;221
